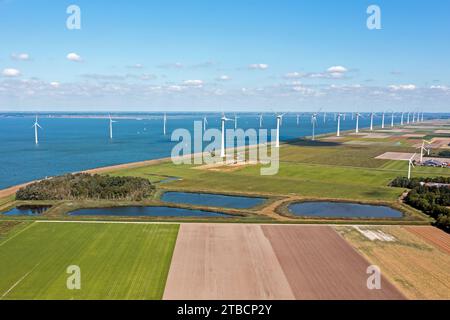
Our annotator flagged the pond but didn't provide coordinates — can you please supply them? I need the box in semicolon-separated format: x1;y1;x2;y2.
68;206;233;218
161;192;266;209
287;202;403;218
2;205;51;216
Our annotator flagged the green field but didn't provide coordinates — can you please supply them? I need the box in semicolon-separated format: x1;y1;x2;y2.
0;222;179;300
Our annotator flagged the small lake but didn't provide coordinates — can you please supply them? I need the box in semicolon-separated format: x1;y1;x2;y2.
287;202;403;218
68;206;232;218
2;205;51;216
161;192;266;209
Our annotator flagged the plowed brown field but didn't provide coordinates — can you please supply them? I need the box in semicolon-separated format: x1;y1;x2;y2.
163;224;404;300
405;226;450;254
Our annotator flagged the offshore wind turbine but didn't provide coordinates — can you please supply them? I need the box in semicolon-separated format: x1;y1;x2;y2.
163;113;167;135
408;153;416;180
203;116;208;131
296;114;300;126
391;111;395;127
275;113;285;148
234;114;239;130
412;112;416;123
220;114;235;157
400;112;404;126
407;112;410;124
421;111;424;122
323;112;327;124
311;113;318;140
109;114;117;139
381;111;385;129
259;114;263;128
32;115;42;145
336;113;342;137
355;112;361;133
369;112;375;131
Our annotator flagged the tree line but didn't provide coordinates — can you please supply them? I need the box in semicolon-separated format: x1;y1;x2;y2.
16;173;154;201
391;177;450;232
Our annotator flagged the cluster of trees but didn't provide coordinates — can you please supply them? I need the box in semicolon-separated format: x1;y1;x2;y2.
16;173;154;201
391;177;450;232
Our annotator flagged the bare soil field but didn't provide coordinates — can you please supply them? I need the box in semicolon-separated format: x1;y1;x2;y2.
405;226;450;254
262;225;404;300
337;226;450;299
375;152;415;161
164;224;404;300
163;224;295;300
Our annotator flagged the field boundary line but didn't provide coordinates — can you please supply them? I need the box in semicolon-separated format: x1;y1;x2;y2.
0;262;41;300
0;221;36;248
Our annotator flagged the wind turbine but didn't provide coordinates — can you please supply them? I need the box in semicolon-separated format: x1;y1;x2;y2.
163;113;167;135
355;112;362;133
412;112;416;123
408;153;416;180
275;113;285;148
418;140;432;162
369;112;375;131
259;114;263;128
109;114;117;139
220;114;235;157
400;112;404;126
407;112;410;124
32;115;42;145
343;113;346;121
296;114;300;126
203;116;208;131
351;112;354;121
336;113;342;137
311;113;318;140
381;111;385;129
421;111;424;122
234;114;239;130
323;112;327;124
391;111;395;127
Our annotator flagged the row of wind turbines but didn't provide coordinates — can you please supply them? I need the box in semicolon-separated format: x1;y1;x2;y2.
31;110;427;150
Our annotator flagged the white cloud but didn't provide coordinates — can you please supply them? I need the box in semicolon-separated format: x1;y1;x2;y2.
284;72;304;79
127;63;144;69
430;85;449;91
327;66;347;73
216;75;231;81
249;63;269;70
50;82;60;88
2;68;21;77
183;79;204;87
11;53;30;61
388;84;416;91
67;53;82;62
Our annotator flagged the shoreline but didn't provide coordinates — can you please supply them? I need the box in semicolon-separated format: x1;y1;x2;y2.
0;121;438;199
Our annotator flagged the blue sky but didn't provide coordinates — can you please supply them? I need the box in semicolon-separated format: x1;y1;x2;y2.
0;0;449;112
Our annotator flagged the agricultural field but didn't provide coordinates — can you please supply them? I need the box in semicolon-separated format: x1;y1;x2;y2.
164;224;404;300
0;222;179;300
336;225;450;299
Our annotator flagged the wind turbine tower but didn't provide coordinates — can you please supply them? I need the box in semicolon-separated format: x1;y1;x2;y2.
220;114;234;157
109;114;116;139
336;113;342;137
355;112;361;133
32;115;42;145
391;112;395;127
275;113;285;148
381;112;385;129
370;112;375;131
